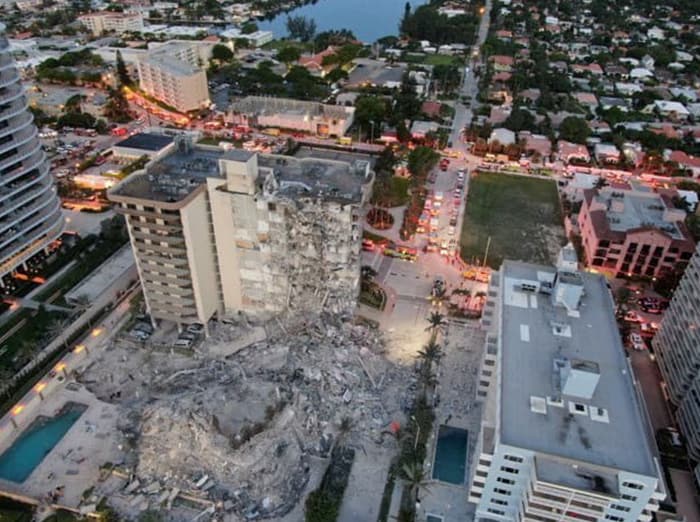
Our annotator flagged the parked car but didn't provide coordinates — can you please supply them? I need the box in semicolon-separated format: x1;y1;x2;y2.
629;332;645;351
174;338;193;349
187;323;205;335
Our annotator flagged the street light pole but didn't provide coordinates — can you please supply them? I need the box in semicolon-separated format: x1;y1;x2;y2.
411;415;420;451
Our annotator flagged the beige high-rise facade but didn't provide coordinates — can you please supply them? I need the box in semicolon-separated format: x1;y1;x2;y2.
78;12;145;36
137;42;210;113
108;139;372;328
653;244;700;461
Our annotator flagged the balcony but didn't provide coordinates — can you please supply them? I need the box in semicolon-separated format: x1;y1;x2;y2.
0;161;48;200
0;176;51;215
0;111;33;141
0;141;43;176
0;197;60;250
0;68;19;89
0;208;62;274
0;188;56;236
0;124;37;158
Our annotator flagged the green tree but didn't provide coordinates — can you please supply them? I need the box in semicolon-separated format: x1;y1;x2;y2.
559;116;591;144
286;15;317;42
103;88;132;123
211;44;234;63
354;95;386;133
115;50;133;87
504;107;536;132
241;21;258;34
277;46;302;66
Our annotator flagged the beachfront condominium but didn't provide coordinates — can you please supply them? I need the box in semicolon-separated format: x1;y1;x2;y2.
137;42;210;113
653;244;700;461
78;11;145;37
468;245;666;522
0;24;63;281
108;137;373;329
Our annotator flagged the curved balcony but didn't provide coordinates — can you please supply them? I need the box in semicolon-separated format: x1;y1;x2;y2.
0;142;43;179
0;96;29;124
0;111;33;141
0;205;63;269
0;160;48;201
0;175;52;217
0;194;59;248
0;124;37;158
0;187;56;236
0;68;20;90
0;83;24;106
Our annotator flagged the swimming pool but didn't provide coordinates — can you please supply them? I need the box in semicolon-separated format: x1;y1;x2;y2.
432;425;469;485
0;402;87;483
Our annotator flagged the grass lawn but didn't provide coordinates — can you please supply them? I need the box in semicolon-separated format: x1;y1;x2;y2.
403;53;464;67
460;172;566;268
371;176;410;207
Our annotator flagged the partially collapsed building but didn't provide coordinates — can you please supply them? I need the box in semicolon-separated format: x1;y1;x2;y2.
108;139;373;328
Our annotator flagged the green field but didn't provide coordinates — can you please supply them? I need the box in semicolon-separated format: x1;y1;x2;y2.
460;172;566;268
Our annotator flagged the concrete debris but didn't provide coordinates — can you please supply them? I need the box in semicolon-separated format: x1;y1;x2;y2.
80;313;411;521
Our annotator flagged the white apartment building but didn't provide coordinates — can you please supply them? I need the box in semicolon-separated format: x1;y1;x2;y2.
107;139;373;329
469;246;666;522
78;12;145;37
137;42;210;113
653;244;700;461
0;24;64;280
229;96;355;137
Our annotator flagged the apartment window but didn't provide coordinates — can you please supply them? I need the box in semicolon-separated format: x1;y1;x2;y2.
620;494;637;501
500;466;519;474
484;359;496;366
653;246;664;257
494;488;512;496
598;240;610;248
487;508;505;516
628;242;638;252
605;515;623;522
622;481;644;490
491;498;508;506
611;504;631;512
268;202;276;212
496;477;515;485
640;244;650;254
504;455;523;463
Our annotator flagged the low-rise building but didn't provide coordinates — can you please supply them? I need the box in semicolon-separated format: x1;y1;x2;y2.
229;96;354;137
111;133;175;162
137;42;210;113
78;11;145;37
578;185;695;278
108;140;373;328
469;247;666;522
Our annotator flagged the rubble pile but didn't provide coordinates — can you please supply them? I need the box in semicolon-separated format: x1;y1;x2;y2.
88;314;411;520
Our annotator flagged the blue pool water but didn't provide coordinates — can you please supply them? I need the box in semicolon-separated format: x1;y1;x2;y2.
432;425;468;485
0;402;87;483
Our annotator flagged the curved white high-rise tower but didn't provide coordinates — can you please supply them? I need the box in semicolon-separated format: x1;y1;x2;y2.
0;23;63;279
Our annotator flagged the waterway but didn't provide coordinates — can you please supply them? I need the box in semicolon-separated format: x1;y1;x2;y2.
258;0;428;44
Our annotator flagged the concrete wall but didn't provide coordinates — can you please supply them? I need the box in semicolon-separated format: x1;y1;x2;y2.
180;190;221;324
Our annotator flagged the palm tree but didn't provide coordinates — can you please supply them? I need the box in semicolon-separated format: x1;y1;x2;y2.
72;293;93;327
329;415;353;457
425;311;446;338
399;461;431;511
418;365;437;395
47;316;71;350
416;340;443;369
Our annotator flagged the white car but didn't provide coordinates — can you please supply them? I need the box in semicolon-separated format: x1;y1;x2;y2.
629;332;645;351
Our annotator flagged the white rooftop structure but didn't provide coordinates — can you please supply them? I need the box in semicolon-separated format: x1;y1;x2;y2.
469;252;666;522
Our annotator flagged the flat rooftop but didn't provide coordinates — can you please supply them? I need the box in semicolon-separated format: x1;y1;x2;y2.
592;190;683;239
498;261;656;477
114;133;174;152
110;144;370;204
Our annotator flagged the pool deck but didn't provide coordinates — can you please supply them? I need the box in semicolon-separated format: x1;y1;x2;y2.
0;386;125;510
417;320;484;522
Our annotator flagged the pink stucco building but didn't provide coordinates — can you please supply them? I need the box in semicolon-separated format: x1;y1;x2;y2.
579;187;695;278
